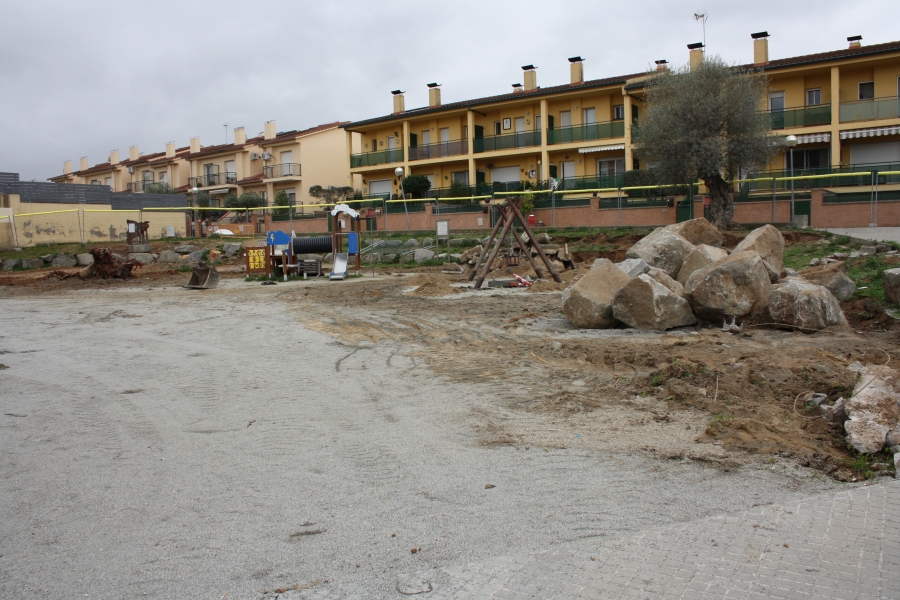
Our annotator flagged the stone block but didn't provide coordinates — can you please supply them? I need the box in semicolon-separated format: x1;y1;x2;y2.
75;253;94;266
732;224;785;275
883;268;900;304
768;279;848;331
128;253;155;264
2;258;20;271
158;250;181;263
561;258;632;329
684;251;772;321
615;258;650;277
173;244;197;254
414;248;435;263
50;254;78;268
612;274;697;331
20;258;44;270
625;228;695;278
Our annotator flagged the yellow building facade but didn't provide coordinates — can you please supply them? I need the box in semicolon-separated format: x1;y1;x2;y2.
344;35;900;197
51;122;361;212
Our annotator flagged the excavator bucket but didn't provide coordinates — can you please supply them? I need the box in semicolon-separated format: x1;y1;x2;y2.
183;261;220;290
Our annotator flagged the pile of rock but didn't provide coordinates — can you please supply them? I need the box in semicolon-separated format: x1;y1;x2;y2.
562;219;849;332
2;242;243;271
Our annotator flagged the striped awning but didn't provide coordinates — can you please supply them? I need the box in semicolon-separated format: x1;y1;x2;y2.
578;143;625;154
840;126;900;140
207;188;231;195
796;133;830;144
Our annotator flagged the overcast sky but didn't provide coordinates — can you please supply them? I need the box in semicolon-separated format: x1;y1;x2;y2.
1;0;896;181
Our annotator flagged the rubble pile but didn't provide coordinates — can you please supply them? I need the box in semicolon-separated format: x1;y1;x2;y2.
561;220;850;332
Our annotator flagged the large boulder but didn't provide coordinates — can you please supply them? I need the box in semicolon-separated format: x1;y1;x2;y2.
844;364;900;454
732;225;785;275
173;244;197;254
665;218;724;247
158;250;181;263
404;238;420;247
222;242;243;255
612;274;696;331
676;244;730;285
684;251;772;321
645;266;684;297
75;253;94;266
768;279;847;331
128;253;155;264
625;228;695;278
20;258;44;270
883;268;900;304
561;258;632;329
615;258;650;277
2;258;19;271
50;254;78;268
187;250;206;263
414;248;435;263
799;262;856;302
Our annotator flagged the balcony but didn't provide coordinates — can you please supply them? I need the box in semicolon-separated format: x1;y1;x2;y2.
264;163;302;178
188;172;237;188
547;121;625;145
474;130;541;153
350;148;404;168
408;139;468;161
767;105;831;129
126;181;149;192
840;96;900;123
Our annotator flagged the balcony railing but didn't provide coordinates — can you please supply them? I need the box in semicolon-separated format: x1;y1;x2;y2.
840;96;900;123
264;163;302;178
767;105;831;129
547;121;625;144
555;173;625;191
127;181;150;192
350;148;404;168
474;130;541;153
408;139;468;161
188;172;237;188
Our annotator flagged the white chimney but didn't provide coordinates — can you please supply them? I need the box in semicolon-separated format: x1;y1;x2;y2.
264;121;276;140
522;65;537;91
427;83;441;107
392;90;406;113
234;126;246;145
752;32;769;64
190;137;200;153
165;142;175;158
568;57;584;84
79;156;89;171
129;145;139;161
688;43;705;70
109;150;120;164
63;160;72;174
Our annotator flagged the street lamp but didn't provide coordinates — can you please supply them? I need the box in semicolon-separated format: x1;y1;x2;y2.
191;186;199;238
784;135;798;224
395;167;410;229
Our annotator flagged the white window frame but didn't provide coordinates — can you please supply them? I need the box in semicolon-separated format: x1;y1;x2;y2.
805;88;821;106
858;81;875;100
612;105;625;121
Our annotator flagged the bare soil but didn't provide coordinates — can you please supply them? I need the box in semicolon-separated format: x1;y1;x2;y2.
2;233;897;482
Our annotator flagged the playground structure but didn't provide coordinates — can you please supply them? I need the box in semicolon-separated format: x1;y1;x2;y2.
468;197;562;290
256;204;367;281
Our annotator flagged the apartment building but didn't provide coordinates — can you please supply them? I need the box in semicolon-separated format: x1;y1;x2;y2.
51;122;361;211
342;35;900;199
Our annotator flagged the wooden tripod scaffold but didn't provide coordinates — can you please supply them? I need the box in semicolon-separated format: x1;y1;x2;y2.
467;198;563;290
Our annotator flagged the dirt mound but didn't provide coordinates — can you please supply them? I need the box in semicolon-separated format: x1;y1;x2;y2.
842;297;900;331
405;273;462;297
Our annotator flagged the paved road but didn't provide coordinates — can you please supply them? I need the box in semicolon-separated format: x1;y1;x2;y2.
376;480;899;600
824;227;900;244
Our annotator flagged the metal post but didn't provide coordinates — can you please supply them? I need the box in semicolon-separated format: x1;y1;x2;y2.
789;147;795;223
617;188;622;226
771;177;777;223
400;181;410;230
871;171;878;227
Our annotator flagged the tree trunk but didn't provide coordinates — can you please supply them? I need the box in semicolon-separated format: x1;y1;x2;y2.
704;174;733;229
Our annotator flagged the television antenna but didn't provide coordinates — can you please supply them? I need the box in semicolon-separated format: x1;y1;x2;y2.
693;10;708;48
224;123;228;144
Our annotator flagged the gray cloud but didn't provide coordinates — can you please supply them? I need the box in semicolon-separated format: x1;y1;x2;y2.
1;0;895;180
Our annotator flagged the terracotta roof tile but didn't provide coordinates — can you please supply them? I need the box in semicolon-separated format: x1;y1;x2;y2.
260;121;348;146
237;173;265;184
343;73;649;129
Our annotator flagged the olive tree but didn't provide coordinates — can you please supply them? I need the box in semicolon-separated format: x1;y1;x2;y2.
632;56;779;229
308;185;354;205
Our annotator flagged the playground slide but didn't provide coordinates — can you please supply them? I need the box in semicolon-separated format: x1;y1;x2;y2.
330;253;348;280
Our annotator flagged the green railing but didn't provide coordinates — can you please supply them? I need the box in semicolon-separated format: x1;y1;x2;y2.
840;96;900;123
547;120;625;144
473;131;540;153
598;197;670;209
408;140;468;161
433;202;485;214
767;105;831;129
734;190;812;203
742;162;900;191
385;201;426;214
823;190;900;204
350;148;404;168
556;174;624;191
532;196;590;209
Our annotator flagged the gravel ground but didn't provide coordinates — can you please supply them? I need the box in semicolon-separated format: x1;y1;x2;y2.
0;282;840;599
